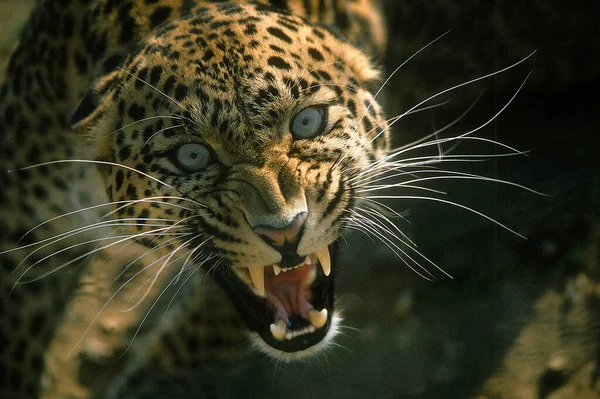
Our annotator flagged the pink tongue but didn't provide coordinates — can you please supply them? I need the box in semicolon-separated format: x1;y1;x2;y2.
265;265;313;323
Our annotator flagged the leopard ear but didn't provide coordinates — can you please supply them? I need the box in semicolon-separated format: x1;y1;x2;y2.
345;45;381;83
69;90;99;127
70;70;121;128
330;38;381;84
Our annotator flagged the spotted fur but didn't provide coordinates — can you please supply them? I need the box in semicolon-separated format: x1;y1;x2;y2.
0;1;388;397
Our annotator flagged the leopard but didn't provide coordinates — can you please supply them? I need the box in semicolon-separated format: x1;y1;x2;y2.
0;1;394;398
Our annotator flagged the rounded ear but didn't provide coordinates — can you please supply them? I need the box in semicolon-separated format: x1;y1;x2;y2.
69;90;99;127
70;70;122;128
341;43;381;84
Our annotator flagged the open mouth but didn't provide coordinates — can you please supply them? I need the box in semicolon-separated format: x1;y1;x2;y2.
212;244;337;353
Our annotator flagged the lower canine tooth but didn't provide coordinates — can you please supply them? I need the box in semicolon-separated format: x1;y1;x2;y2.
315;247;331;276
308;308;328;329
270;320;286;341
247;266;265;297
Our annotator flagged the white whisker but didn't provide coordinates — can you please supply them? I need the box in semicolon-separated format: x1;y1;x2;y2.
13;227;191;286
365;194;526;239
333;32;452;169
164;251;218;319
356;170;545;196
67;235;191;357
8;218;180;269
121;236;198;312
142;124;184;148
10;197;195;249
117;67;187;113
365;65;534;163
10;159;178;192
346;211;437;280
105;115;193;138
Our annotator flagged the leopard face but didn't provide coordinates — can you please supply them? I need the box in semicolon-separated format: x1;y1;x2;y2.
73;3;388;357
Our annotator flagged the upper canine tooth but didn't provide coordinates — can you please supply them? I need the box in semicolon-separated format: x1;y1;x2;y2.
308;308;328;329
315;247;331;276
305;255;312;265
247;266;265;297
273;265;282;276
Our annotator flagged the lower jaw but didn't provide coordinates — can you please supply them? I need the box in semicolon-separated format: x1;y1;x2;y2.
211;242;338;355
248;311;342;361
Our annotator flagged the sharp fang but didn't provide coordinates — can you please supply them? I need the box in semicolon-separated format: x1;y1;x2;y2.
315;247;331;276
270;319;287;341
247;266;265;296
273;265;282;276
305;255;312;265
308;309;328;329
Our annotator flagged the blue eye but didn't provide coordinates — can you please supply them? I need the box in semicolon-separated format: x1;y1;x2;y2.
175;143;210;173
290;106;327;139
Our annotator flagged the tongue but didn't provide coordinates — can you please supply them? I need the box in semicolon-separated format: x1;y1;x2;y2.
265;265;313;322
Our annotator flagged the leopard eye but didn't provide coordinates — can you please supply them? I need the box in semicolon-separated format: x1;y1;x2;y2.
290;106;327;139
175;143;210;173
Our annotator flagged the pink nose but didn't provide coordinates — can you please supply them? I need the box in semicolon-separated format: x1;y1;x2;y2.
253;212;308;248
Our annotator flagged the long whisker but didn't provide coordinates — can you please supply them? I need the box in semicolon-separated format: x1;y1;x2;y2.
120;255;225;359
332;32;452;169
360;62;534;164
106;236;184;291
350;204;415;247
13;227;191;285
105;115;192;138
349;150;516;186
164;250;217;318
8;218;178;269
121;236;198;312
349;73;532;183
335;56;535;178
103;196;200;218
377;85;486;154
10;197;194;248
117;67;188;113
361;31;452;122
11;159;177;191
142;124;184;148
106;216;198;288
174;236;213;284
364;194;525;239
14;228;191;285
66;235;191;356
346;210;438;280
356;170;546;196
355;197;410;220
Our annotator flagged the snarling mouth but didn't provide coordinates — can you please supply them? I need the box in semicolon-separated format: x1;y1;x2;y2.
212;244;336;353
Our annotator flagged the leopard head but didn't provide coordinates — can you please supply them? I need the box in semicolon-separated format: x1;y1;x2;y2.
73;3;388;359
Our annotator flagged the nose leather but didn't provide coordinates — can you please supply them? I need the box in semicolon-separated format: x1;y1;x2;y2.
253;212;308;267
253;212;307;248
